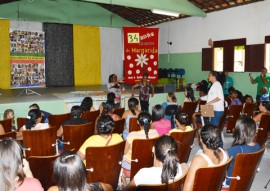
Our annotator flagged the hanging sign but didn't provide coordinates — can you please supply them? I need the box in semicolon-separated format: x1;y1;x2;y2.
123;27;159;84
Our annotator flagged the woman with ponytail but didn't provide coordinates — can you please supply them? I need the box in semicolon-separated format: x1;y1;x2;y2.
183;124;228;191
16;109;51;140
122;98;141;140
169;111;193;133
125;135;188;191
121;112;159;184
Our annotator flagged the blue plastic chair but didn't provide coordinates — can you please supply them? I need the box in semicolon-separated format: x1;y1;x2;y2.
175;68;185;78
167;68;174;78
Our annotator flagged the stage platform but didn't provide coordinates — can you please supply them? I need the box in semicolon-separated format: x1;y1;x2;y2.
0;85;189;124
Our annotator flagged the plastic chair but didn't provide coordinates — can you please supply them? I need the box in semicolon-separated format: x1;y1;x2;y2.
175;68;185;78
167;68;174;78
85;141;125;190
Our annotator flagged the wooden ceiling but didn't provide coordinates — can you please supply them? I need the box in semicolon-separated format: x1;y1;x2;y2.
99;0;263;26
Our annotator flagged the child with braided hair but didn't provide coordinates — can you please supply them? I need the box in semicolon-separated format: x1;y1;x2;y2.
121;112;159;185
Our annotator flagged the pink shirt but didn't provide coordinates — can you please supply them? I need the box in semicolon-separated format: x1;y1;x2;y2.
153;118;171;136
16;177;44;191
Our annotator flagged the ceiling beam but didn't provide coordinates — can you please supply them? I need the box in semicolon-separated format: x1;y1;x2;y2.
77;0;206;17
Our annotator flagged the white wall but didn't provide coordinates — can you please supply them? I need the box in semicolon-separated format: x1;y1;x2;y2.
100;27;123;85
10;20;43;31
157;0;270;54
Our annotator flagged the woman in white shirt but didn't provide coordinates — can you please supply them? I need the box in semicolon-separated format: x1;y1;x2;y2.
16;109;51;140
107;74;125;104
125;135;188;191
206;71;225;126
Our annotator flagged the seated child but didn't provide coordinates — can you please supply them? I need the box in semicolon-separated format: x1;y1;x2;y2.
260;86;269;101
229;89;242;106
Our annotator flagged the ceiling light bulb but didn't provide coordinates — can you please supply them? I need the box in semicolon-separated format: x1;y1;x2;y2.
151;9;180;17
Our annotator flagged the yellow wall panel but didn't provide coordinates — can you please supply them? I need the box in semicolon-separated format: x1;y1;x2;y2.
0;20;10;89
73;25;101;86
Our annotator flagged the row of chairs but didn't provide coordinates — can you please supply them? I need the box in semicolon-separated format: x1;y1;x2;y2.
158;68;185;79
0;127;196;190
0;107;125;133
22;134;266;191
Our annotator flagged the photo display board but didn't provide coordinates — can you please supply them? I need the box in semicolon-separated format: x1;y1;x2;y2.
9;29;45;88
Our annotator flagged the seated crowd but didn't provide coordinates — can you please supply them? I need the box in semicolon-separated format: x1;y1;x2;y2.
0;82;267;191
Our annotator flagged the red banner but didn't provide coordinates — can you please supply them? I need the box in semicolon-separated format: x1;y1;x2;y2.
123;27;159;84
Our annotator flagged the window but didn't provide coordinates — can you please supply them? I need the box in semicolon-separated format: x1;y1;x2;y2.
213;47;223;71
234;45;245;72
265;43;270;71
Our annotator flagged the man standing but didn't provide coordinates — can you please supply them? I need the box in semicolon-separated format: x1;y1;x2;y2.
250;67;270;102
223;72;234;98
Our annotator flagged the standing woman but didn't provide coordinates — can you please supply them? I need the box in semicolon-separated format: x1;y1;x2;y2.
107;74;125;105
206;71;225;126
131;73;154;112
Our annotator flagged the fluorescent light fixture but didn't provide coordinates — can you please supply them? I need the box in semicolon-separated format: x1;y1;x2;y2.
151;9;180;17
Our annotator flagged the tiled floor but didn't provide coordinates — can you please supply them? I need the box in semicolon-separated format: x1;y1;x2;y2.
189;132;270;191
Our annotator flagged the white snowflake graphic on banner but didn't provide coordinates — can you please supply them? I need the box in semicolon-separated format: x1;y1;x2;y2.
135;53;149;68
